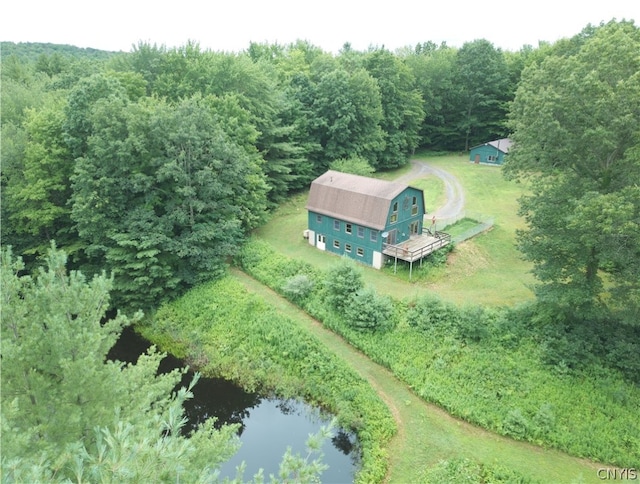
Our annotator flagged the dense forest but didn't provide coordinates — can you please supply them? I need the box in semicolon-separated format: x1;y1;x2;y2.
1;33;541;309
3;21;639;315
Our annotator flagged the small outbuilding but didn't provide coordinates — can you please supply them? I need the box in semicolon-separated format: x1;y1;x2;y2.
469;138;512;165
305;170;450;275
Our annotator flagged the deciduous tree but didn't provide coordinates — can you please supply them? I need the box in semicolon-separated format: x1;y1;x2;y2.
505;20;640;324
363;49;424;169
404;44;462;150
3;99;79;262
308;66;384;169
456;39;510;151
71;94;268;309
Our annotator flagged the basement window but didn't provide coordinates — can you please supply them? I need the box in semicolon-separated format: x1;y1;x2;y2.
356;247;364;257
333;240;340;249
345;243;352;253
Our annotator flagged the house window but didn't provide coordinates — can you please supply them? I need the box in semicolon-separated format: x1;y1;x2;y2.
316;214;323;223
333;240;340;249
334;220;340;231
357;226;364;238
345;243;352;253
411;196;418;215
370;231;378;243
356;247;364;257
390;201;398;224
345;223;352;234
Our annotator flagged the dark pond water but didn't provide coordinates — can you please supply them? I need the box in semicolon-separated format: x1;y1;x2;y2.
108;327;360;483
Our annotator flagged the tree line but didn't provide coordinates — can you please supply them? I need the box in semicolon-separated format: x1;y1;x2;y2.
1;36;521;309
2;20;639;321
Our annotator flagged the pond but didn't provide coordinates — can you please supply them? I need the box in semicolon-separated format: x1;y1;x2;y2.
108;326;360;483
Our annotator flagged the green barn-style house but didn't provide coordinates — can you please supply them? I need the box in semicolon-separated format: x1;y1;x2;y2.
469;138;512;165
305;170;450;275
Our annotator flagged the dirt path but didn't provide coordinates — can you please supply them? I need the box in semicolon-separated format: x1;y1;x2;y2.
230;268;603;484
395;159;465;220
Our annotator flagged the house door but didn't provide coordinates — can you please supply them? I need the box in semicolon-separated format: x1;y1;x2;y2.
387;229;397;245
317;234;326;250
474;154;480;164
410;221;420;235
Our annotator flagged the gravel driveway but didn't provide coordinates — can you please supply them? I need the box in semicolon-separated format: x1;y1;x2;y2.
394;159;465;220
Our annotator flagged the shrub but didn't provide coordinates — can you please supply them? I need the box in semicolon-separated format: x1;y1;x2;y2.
281;274;315;303
425;242;454;266
325;258;364;312
344;288;395;332
532;403;556;438
502;408;530;439
329;156;375;176
455;306;491;343
407;293;460;332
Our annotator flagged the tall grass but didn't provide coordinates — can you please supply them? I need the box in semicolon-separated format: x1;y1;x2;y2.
139;276;396;483
236;239;640;470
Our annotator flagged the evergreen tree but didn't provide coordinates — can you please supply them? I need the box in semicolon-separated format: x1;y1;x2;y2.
1;244;240;481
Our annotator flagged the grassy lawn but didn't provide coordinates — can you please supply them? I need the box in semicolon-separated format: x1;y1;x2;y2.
254;153;535;306
407;176;446;215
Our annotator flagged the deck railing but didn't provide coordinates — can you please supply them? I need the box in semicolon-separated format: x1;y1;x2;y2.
382;231;451;262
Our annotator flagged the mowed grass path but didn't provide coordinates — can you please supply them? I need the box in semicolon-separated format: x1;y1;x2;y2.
232;269;603;483
255;153;534;306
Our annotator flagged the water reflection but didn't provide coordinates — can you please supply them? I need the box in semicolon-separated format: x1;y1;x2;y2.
108;327;359;483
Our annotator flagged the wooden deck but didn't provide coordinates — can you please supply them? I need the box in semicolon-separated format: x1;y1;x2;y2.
383;231;451;263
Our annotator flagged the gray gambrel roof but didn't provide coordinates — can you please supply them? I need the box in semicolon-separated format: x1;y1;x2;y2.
306;170;411;230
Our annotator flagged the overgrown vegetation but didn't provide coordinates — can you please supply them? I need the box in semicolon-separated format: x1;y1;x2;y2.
236;239;640;468
422;457;537;484
139;274;396;483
